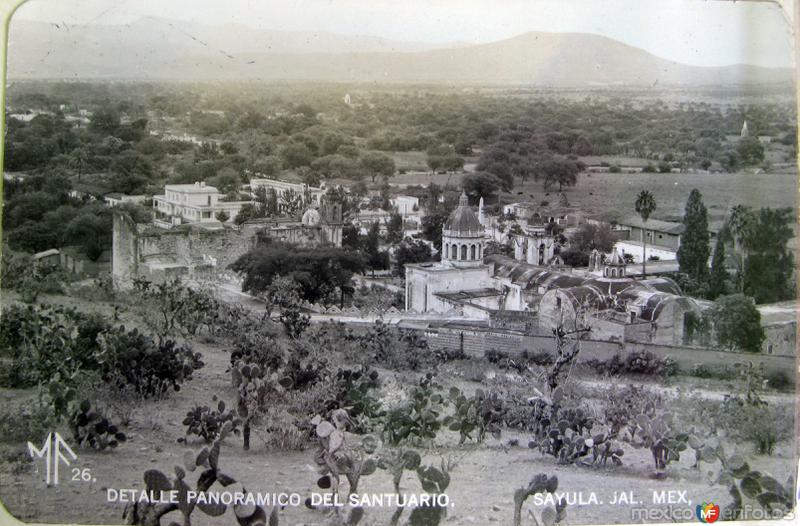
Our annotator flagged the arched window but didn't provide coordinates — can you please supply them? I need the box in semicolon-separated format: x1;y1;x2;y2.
460;245;467;260
478;245;482;259
538;243;546;265
444;243;449;260
611;268;617;278
604;268;609;277
451;244;457;259
470;245;476;260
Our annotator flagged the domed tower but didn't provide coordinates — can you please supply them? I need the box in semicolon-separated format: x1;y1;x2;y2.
603;250;627;279
442;192;486;267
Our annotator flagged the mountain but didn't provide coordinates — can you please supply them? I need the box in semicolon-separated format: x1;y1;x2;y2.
7;20;793;86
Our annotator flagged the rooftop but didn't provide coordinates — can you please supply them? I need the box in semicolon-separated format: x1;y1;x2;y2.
165;183;219;194
618;216;685;235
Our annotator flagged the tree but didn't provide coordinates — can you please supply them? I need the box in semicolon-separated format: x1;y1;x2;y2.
394;239;433;276
363;222;390;276
737;136;765;166
421;211;449;251
231;243;365;304
385;213;404;245
676;189;710;282
260;274;302;318
727;205;755;292
742;207;794;304
540;157;580;191
462;172;503;202
709;294;764;353
215;210;230;223
360;152;395;182
708;233;730;300
568;222;616;254
281;142;314;169
634;190;656;278
64;207;112;261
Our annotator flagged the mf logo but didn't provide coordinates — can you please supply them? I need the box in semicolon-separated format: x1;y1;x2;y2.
695;502;720;523
27;432;77;485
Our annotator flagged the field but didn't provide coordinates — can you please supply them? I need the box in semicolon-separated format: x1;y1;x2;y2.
0;288;795;526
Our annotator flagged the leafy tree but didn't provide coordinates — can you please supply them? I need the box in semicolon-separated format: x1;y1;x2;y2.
64;206;112;261
360;151;395;182
421;212;449;251
259;274;303;318
634;190;656;277
215;210;230;222
709;294;764;353
231;243;365;304
737;136;765;166
281;142;315;169
568;222;616;254
462;172;503;202
385;213;404;244
540;157;580;191
363;222;390;276
742;207;794;303
342;225;361;250
677;189;710;281
394;239;434;276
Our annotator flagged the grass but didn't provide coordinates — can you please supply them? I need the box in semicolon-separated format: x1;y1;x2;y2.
501;169;797;227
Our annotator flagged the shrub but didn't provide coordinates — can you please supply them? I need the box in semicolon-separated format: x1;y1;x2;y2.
130;277;218;340
585;350;676;377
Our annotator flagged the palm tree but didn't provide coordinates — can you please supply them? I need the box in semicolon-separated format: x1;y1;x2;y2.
727;204;754;292
635;190;656;278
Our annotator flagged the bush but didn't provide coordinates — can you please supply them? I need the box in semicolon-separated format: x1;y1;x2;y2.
0;304;112;388
69;400;128;450
765;369;793;391
585;350;677;377
99;326;204;398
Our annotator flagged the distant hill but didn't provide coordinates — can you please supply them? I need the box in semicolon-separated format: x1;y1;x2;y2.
7;19;793;86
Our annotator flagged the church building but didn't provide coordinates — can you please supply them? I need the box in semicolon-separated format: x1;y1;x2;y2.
405;192;703;345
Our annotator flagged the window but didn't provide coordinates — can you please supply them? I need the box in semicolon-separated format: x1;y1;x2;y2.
207;195;211;206
451;244;457;259
556;297;561;309
470;245;476;260
460;245;467;260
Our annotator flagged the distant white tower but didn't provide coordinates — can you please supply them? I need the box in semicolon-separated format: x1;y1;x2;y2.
741;120;749;138
478;197;485;225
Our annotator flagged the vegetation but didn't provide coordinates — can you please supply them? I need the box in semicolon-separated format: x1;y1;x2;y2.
677;189;710;282
634;190;656;277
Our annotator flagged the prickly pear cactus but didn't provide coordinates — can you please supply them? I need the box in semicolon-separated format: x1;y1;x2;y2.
123;433;271;526
69;399;127;450
513;474;567;526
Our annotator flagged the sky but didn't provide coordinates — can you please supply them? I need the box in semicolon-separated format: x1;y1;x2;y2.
12;0;795;68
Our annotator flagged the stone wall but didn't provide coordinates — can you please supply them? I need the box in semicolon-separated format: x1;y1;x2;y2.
418;324;794;375
113;211;259;288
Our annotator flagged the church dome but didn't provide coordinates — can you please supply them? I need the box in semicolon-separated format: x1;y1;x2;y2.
444;192;483;234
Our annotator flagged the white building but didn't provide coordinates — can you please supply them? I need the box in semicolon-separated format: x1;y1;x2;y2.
391;195;420;216
152;182;247;227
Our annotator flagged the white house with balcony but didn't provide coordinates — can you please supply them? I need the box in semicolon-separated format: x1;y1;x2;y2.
152;182;248;227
